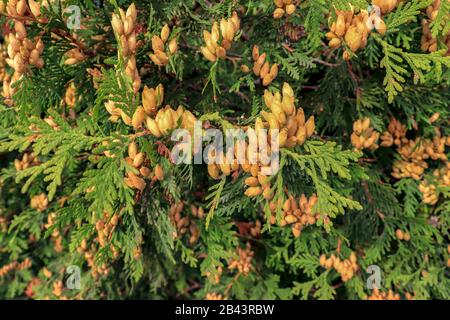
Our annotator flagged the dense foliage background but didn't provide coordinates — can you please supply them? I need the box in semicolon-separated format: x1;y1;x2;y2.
0;0;449;300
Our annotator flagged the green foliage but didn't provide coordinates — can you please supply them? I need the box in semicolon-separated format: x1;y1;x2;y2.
0;0;449;301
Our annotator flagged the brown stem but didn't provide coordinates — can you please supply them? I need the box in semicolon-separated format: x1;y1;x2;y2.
223;273;240;296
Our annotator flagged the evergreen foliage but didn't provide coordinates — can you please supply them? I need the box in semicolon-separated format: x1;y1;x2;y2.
0;0;449;300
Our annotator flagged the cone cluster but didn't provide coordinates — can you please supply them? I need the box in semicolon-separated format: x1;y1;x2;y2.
14;152;39;171
52;280;64;297
380;117;449;181
3;4;45;102
319;252;358;282
273;0;297;19
145;105;197;138
249;45;279;86
205;293;224;300
261;83;315;147
44;212;63;252
5;0;45;74
372;0;399;14
447;245;450;267
419;180;439;205
149;24;178;66
204;142;238;179
392;159;427;181
142;83;164;115
350;118;380;151
207;83;315;200
419;163;450;205
380;117;408;147
6;0;46;20
400;134;448;163
111;4;141;94
228;242;254;276
205;265;222;284
244;174;272;199
249;220;262;238
0;45;7;83
64;83;78;120
168;202;202;245
380;118;450;206
77;239;111;278
5;23;45;73
0;258;32;278
0;44;15;105
205;132;274;198
30;193;49;212
2;74;14;105
25;278;41;298
106;82;197;135
392;131;449;180
200;12;240;62
105;101;131;124
326;9;386;60
123;141;155;191
421;0;450;55
395;229;411;241
125;56;141;94
111;83;198;136
112;4;138;58
64;48;86;65
95;211;119;248
190;204;206;220
367;288;400;300
269;194;320;238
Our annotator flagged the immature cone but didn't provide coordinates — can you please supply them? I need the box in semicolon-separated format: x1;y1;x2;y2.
251;45;278;86
111;4;140;93
149;24;178;66
168;38;178;54
64;48;86;65
269;193;321;237
367;288;400;300
142;84;164;115
5;20;45;78
205;293;224;300
327;8;388;59
228;243;254;276
28;0;41;18
320;252;359;282
123;141;155;192
144;104;197;137
419;164;450;205
132;106;146;129
245;186;262;197
372;0;399;15
272;0;296;19
154;165;164;181
420;1;450;55
211;83;315;185
168;202;201;244
30;193;49;212
200;12;240;62
345;26;362;52
350;118;380;151
14;152;39;171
